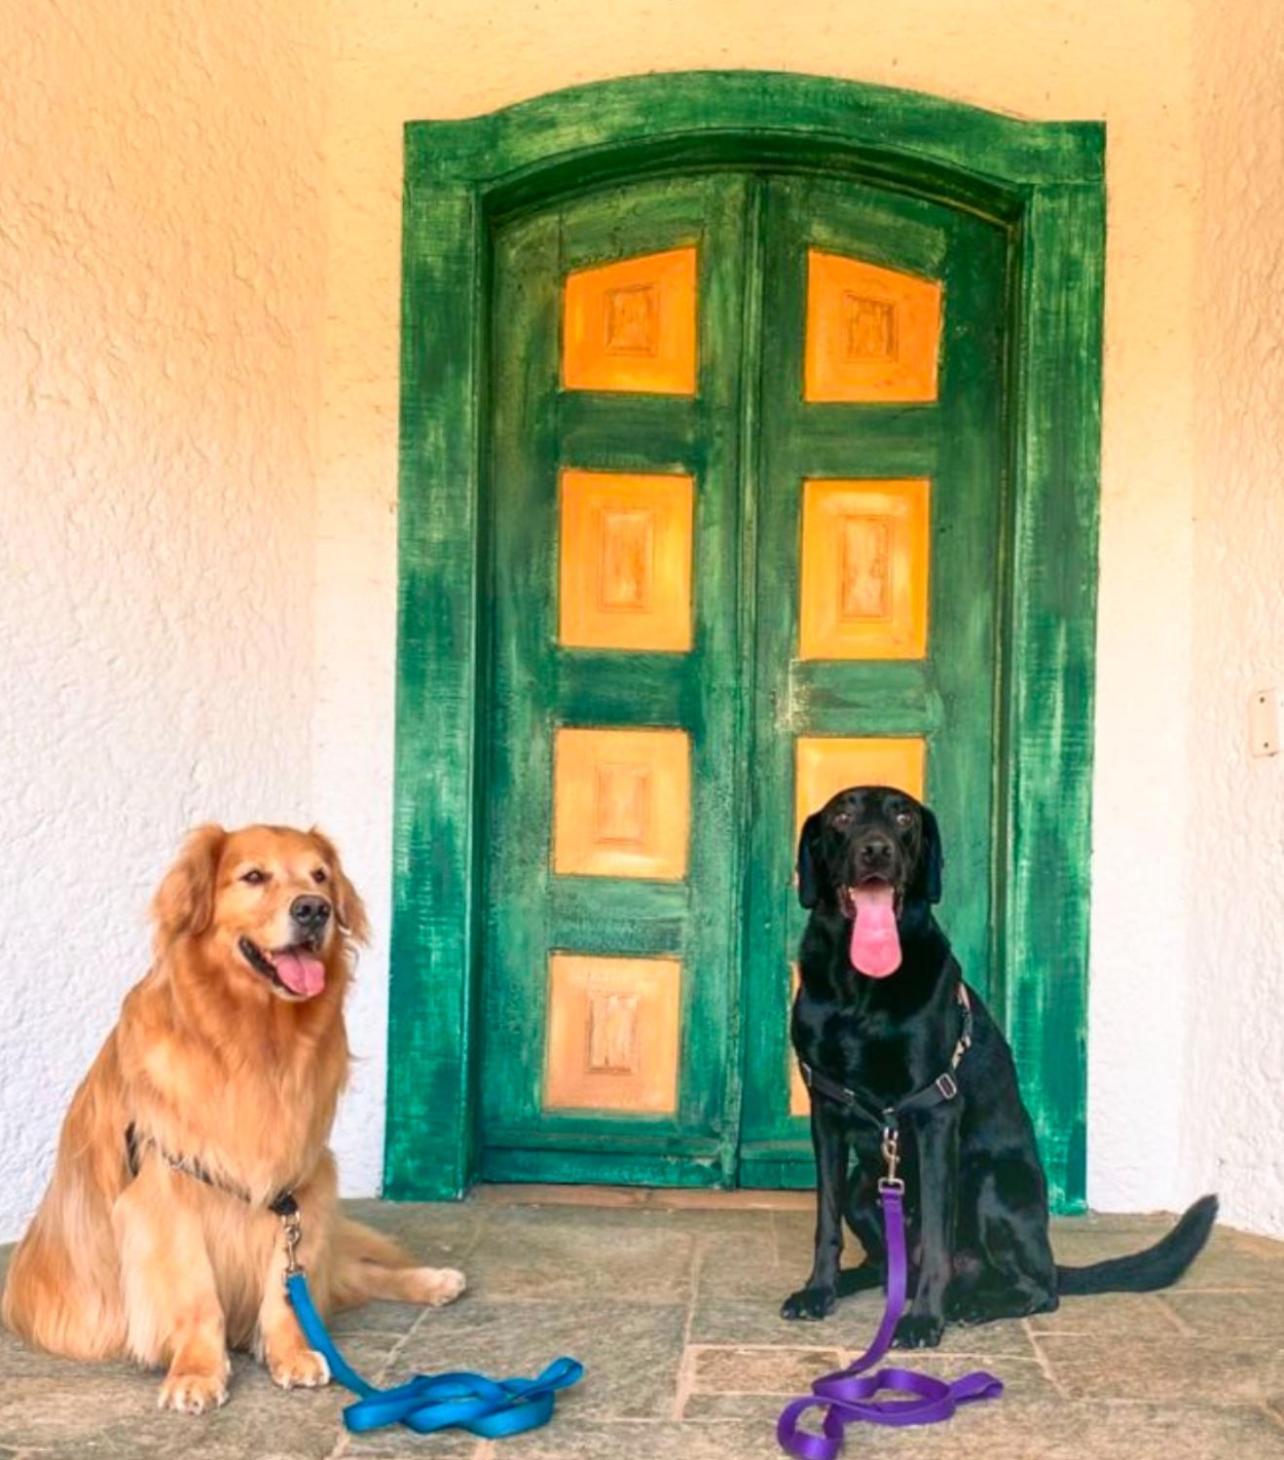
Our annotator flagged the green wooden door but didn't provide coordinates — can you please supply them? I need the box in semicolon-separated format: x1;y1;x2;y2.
738;177;1007;1186
481;170;1007;1188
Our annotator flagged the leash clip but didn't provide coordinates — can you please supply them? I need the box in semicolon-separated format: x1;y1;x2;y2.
878;1125;904;1193
280;1208;304;1284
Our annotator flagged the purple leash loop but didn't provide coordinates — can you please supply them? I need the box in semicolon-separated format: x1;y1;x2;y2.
776;1127;1002;1460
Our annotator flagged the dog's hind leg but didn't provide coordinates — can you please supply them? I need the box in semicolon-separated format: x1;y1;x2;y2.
331;1219;465;1310
949;1156;1057;1324
3;1042;130;1361
2;1202;127;1361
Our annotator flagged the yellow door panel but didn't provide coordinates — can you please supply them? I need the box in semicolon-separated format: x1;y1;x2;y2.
788;964;808;1117
804;249;942;403
559;469;694;652
799;478;930;660
544;954;681;1113
562;247;698;395
795;736;926;833
553;726;690;880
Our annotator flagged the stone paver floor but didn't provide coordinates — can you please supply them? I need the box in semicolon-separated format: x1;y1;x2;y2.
2;1189;1283;1459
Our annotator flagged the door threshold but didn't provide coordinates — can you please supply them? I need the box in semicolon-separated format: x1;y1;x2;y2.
473;1182;812;1212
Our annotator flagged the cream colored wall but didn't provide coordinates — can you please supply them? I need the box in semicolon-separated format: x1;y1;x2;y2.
0;0;327;1235
1182;1;1284;1235
317;0;1210;1218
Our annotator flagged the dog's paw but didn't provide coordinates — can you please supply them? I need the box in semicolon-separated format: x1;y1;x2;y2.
892;1313;944;1349
157;1365;230;1414
780;1286;836;1321
268;1347;331;1390
408;1266;467;1307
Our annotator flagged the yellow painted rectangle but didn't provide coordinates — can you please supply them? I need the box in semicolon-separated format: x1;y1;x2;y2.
553;726;690;880
805;249;942;403
795;736;926;833
559;469;694;652
799;478;930;660
545;954;681;1113
563;247;697;395
788;964;808;1117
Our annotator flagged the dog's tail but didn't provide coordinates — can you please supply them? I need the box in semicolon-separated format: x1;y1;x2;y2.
1055;1194;1218;1296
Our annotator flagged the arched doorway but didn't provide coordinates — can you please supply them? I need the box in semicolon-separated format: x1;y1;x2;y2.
386;73;1103;1211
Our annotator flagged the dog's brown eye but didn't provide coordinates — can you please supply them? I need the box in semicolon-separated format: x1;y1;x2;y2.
896;812;913;828
241;869;267;886
311;868;328;885
832;812;852;829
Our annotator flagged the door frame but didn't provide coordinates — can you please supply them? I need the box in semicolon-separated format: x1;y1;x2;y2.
386;71;1104;1211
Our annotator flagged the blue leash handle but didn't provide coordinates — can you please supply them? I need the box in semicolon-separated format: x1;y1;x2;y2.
286;1272;584;1438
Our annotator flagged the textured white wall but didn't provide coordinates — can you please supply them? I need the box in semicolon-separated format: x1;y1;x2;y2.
3;0;1281;1244
0;2;327;1234
1179;1;1284;1235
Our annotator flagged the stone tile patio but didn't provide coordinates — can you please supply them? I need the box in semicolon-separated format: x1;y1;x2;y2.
2;1190;1282;1459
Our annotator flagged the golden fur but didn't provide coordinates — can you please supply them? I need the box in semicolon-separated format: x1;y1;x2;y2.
1;824;464;1413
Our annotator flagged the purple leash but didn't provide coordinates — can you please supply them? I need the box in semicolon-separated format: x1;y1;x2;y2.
776;1130;1002;1459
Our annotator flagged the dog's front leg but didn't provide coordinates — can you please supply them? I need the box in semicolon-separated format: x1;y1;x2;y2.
893;1107;959;1349
113;1172;230;1413
781;1102;849;1320
256;1176;334;1390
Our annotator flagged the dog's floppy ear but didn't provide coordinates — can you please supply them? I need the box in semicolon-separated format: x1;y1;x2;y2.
152;823;225;953
309;828;370;945
912;806;944;905
796;812;827;910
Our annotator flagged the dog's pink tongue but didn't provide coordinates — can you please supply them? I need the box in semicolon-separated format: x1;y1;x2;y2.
849;886;902;978
273;950;326;998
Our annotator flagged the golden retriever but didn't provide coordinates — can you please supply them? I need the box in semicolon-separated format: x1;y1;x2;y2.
2;823;465;1413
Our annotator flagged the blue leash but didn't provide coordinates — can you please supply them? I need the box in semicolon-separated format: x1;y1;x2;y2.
286;1272;584;1438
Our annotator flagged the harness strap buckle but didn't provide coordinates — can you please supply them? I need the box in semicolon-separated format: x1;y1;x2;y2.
935;1072;959;1101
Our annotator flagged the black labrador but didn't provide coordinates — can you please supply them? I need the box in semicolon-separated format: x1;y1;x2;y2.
783;785;1217;1348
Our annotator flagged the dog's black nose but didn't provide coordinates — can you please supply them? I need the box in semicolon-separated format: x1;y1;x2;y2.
290;895;331;929
858;837;893;867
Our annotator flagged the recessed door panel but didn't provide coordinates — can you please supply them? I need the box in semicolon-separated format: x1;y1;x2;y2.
552;727;690;880
545;954;682;1113
804;249;942;402
798;478;930;661
558;470;694;651
563;247;698;395
795;737;926;834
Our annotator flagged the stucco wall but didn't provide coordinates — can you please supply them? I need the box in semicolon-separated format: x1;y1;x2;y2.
0;1;327;1232
1181;0;1284;1235
3;0;1281;1242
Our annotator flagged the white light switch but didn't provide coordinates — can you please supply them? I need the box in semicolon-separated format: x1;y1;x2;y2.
1249;688;1281;757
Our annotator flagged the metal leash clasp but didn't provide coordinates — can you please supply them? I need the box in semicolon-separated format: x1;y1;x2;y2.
280;1208;304;1286
879;1123;905;1193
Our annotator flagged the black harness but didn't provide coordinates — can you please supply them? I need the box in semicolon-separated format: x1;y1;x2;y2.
124;1122;298;1217
798;981;974;1134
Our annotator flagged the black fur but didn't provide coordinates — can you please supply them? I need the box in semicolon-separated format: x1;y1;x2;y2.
783;785;1217;1346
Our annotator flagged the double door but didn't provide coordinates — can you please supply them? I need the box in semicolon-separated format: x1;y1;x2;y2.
479;170;1007;1187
